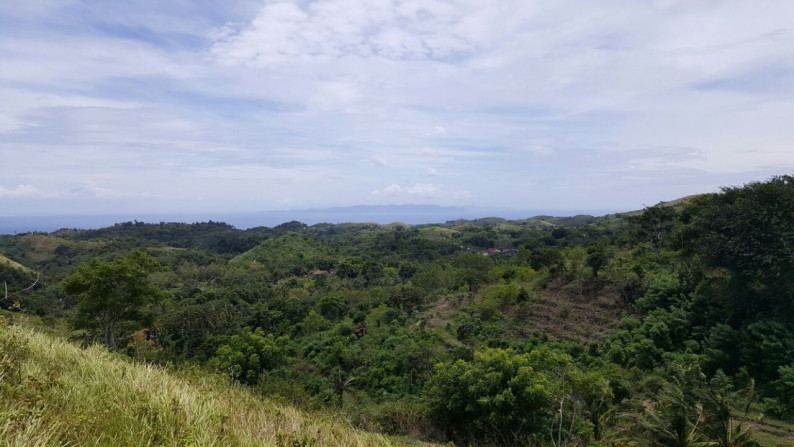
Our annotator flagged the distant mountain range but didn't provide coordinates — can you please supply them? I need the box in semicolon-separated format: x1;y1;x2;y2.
294;204;468;213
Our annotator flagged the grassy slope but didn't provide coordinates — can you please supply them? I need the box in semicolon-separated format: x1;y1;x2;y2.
614;194;703;218
0;322;418;447
0;254;34;275
745;418;794;447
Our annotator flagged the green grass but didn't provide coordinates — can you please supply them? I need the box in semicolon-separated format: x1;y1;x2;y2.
737;416;794;447
0;322;419;447
754;431;794;447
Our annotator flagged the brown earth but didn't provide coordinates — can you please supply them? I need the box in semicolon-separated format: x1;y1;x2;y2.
422;281;625;344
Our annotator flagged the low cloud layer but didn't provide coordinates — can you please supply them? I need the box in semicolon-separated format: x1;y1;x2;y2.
0;185;40;199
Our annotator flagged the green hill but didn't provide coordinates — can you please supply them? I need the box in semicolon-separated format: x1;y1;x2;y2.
616;193;703;218
0;319;415;447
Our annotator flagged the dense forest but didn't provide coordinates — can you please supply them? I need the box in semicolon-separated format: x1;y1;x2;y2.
3;175;794;446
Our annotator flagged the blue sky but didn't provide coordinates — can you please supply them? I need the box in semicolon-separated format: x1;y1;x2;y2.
1;0;793;216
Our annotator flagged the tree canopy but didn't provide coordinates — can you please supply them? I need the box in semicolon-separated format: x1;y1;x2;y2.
63;251;164;349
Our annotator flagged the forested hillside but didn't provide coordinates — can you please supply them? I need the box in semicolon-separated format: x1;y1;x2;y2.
3;175;794;446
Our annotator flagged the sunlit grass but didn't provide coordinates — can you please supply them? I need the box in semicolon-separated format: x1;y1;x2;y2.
0;323;418;447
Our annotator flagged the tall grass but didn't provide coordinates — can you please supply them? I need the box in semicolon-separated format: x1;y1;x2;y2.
0;323;419;446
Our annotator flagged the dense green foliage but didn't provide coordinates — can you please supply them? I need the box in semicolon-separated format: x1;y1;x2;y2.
62;251;165;349
2;175;794;445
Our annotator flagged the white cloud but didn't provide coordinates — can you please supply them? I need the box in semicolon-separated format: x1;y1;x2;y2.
372;183;441;197
0;113;29;133
210;0;474;65
0;88;144;134
371;182;468;198
0;182;156;201
0;185;41;198
522;144;553;156
65;183;154;199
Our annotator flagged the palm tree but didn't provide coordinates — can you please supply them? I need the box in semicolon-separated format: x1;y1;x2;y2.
639;384;712;447
705;372;757;447
611;365;712;447
611;366;759;447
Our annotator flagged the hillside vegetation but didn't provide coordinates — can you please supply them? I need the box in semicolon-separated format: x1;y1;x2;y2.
2;175;794;446
0;254;33;274
0;318;414;447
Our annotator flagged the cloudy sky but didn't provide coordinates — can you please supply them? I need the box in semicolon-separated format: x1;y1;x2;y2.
1;0;793;216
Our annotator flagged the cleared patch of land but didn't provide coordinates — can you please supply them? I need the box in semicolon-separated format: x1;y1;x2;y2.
738;417;794;447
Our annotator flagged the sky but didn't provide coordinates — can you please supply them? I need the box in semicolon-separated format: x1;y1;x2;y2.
1;0;793;216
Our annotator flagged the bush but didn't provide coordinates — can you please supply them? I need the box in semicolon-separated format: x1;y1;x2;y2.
206;328;288;385
773;363;794;415
352;398;436;439
635;273;686;312
425;348;552;445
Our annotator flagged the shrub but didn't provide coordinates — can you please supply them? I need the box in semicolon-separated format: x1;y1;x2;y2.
425;348;552;445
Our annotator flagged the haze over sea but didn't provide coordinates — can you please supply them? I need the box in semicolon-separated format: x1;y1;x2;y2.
0;205;613;235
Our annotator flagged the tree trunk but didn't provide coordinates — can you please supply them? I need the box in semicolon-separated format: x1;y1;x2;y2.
102;320;118;350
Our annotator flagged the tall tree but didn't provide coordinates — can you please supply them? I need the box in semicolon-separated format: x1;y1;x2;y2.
63;251;164;350
631;205;679;261
686;175;794;322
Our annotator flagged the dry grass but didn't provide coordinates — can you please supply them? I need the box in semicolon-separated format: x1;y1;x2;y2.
25;235;63;263
0;323;421;447
0;254;34;274
521;287;623;342
420;281;623;346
